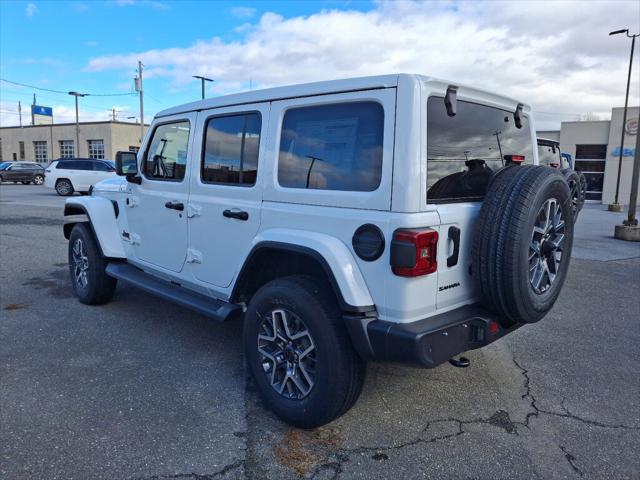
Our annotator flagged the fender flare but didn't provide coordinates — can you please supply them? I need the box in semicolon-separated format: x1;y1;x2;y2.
63;197;126;259
232;229;375;312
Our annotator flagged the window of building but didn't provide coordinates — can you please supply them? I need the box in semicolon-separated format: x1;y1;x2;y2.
575;144;607;201
87;139;105;159
278;102;384;191
202;112;261;185
128;146;140;153
33;141;48;163
143;121;190;181
59;140;75;158
19;141;25;160
426;97;534;203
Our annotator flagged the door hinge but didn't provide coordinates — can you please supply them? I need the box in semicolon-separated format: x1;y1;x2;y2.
126;196;139;208
186;248;203;264
187;204;202;218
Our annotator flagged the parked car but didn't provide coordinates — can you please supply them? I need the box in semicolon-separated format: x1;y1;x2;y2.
0;162;45;185
63;74;575;428
537;138;587;219
44;158;116;196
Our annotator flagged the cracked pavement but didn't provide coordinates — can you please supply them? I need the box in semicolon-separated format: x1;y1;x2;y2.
1;187;639;479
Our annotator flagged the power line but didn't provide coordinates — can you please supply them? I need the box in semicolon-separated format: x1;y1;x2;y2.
0;78;136;97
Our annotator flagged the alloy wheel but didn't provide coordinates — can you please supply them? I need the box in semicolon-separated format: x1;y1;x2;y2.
72;238;89;289
257;308;317;400
34;175;44;185
529;198;565;294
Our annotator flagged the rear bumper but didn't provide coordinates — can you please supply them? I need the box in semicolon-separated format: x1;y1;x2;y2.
345;305;521;368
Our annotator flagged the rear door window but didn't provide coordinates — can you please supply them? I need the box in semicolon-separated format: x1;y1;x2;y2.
426;97;534;203
277;101;384;191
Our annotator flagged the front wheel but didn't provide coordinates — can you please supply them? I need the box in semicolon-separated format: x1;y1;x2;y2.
244;276;365;428
33;174;44;185
68;223;117;305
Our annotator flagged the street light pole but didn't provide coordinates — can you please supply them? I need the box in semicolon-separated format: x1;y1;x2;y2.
192;75;214;99
608;28;638;211
68;91;86;157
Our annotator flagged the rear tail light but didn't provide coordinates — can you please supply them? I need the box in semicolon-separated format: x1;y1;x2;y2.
504;154;525;164
390;228;438;277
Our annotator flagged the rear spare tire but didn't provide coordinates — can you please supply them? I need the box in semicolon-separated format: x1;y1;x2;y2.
472;166;574;326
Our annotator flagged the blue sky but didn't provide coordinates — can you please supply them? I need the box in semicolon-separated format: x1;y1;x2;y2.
1;0;638;129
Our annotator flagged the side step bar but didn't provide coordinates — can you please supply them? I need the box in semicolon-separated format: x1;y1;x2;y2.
105;262;241;322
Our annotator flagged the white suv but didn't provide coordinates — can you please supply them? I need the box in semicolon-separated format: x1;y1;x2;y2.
62;74;574;427
45;158;116;196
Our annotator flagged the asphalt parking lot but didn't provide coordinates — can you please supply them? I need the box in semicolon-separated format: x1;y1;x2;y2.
1;184;639;480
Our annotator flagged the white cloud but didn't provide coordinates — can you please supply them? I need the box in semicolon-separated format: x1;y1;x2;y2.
25;2;37;17
84;1;638;130
231;6;257;19
0;101;138;128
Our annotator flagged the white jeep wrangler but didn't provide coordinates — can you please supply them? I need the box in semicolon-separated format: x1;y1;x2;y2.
63;74;574;428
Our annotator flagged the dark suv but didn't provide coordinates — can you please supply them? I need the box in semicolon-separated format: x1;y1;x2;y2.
0;162;46;185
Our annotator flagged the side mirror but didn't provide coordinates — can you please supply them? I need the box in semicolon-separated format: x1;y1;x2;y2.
115;151;139;178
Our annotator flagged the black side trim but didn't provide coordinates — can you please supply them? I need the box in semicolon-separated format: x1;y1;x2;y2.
106;263;241;321
63;204;107;258
231;241;375;314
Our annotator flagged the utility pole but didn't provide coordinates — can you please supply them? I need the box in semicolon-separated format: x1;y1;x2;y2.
112;108;116;121
31;94;36;125
608;28;638;211
135;61;145;145
494;131;503;163
68;91;86;156
18;101;22;128
192;75;214;99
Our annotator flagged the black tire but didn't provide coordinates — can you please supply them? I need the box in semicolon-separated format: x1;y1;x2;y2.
68;223;117;305
33;174;44;185
577;172;587;212
472;166;574;326
244;275;366;428
561;169;581;221
55;178;74;196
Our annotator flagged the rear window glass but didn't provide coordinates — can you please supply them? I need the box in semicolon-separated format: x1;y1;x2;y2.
426;97;534;203
278;101;384;192
538;142;562;168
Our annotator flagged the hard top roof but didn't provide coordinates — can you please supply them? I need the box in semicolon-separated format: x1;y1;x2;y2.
156;73;529;119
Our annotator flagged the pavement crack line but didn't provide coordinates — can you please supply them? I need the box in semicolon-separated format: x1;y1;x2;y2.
513;356;638;431
308;411;520;478
127;461;244;480
559;445;584;477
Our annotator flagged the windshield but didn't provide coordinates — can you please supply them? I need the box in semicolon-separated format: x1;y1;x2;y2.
426;97;534;203
537;142;562;168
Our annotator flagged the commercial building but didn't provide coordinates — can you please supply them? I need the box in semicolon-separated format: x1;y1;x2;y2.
538;106;639;205
0;121;147;164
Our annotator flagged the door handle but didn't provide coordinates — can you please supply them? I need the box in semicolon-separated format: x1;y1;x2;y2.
223;209;249;221
447;226;461;267
165;201;184;211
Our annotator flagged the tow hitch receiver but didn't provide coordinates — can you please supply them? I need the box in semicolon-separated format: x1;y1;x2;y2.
449;356;470;368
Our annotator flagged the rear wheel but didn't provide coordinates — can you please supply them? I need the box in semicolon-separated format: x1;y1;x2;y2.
68;223;117;305
561;169;581;221
244;275;365;428
473;166;574;326
33;174;44;185
55;179;74;196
